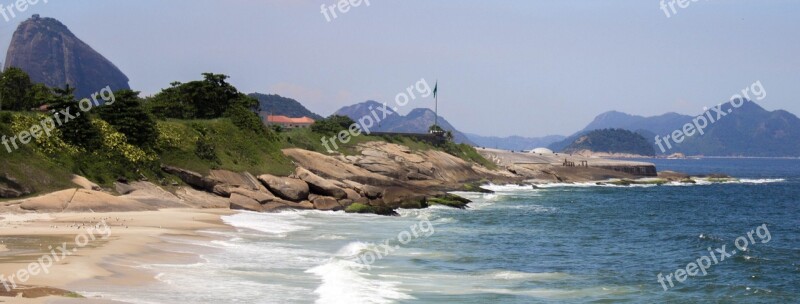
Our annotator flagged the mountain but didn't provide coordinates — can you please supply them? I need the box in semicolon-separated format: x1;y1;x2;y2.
249;93;323;120
4;15;130;98
562;129;655;157
334;100;474;144
465;133;566;151
550;101;800;157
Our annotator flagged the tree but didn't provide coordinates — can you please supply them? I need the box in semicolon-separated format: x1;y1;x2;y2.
312;115;356;134
146;73;256;119
0;67;40;111
96;90;158;148
48;85;102;150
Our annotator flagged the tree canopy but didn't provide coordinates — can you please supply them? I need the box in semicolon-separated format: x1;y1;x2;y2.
147;73;257;119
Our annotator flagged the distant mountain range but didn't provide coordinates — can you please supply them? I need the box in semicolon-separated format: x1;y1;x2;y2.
334;100;474;144
465;134;565;151
249;93;323;120
550;100;800;157
4;15;130;98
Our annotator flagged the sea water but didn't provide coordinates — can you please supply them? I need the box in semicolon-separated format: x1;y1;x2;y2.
88;158;800;303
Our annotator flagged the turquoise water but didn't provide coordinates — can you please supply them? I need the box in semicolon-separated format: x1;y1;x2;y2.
90;158;800;303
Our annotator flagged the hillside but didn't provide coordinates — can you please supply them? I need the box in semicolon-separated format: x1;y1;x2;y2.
334;101;474;144
562;129;656;157
249;93;323;120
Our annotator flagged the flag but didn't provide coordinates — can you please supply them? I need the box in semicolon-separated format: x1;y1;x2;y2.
433;81;438;99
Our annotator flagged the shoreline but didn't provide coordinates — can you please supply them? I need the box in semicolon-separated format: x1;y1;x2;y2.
0;208;234;303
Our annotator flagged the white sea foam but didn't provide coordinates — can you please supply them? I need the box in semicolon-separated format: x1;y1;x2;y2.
306;242;414;304
222;211;310;236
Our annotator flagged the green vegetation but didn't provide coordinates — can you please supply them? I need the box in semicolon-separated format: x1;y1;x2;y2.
95;90;158;148
345;203;375;214
146;73;257;120
1;69;496;198
310;115;356;135
563;128;656;156
427;194;471;209
441;142;497;169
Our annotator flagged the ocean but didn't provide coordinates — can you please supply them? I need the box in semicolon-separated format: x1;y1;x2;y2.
88;158;800;303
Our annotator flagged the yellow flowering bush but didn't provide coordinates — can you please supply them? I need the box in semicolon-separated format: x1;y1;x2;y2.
8;113;79;156
92;119;157;164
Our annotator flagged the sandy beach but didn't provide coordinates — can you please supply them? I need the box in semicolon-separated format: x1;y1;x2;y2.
0;209;235;304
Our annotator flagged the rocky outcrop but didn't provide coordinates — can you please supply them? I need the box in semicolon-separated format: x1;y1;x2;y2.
311;196;343;211
173;187;230;209
161;165;220;193
229;193;263;212
0;174;32;198
71;175;102;191
294;167;347;199
257;174;309;201
19;189;156;212
4;15;130;98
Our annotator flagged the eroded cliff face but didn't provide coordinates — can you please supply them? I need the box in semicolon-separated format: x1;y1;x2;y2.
4;15;130;98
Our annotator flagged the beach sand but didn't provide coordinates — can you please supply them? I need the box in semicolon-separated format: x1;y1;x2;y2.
0;208;235;304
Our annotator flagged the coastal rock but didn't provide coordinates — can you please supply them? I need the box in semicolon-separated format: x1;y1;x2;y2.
173;187;230;209
209;170;265;192
382;187;428;209
229;193;263;212
21;189;156;212
65;189;156;212
262;202;293;212
229;187;278;204
0;174;32;198
282;149;397;186
19;189;74;212
119;181;190;208
312;196;343;211
257;174;309;202
114;182;136;195
343;188;361;200
294;167;347;199
71;174;101;191
162;165;219;192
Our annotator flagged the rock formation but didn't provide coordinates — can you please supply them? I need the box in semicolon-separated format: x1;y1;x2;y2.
4;15;130;98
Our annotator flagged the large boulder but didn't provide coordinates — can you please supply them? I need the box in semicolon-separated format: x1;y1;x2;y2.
382;187;428;209
294;167;347;199
19;189;75;212
257;174;309;201
0;174;32;198
70;175;101;191
229;187;278;204
119;181;190;208
162;165;219;192
229;193;263;212
343;188;361;200
65;189;156;212
173;187;230;209
21;189;156;212
312;196;343;211
262;199;315;212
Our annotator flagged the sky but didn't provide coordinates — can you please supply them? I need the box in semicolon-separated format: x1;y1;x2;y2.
1;0;798;137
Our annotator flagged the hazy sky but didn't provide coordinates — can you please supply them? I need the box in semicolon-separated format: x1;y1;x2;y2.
1;0;798;137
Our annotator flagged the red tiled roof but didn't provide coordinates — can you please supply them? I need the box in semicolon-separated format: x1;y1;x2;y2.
266;115;315;124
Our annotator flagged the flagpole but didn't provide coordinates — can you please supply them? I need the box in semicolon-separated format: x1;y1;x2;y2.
434;80;438;128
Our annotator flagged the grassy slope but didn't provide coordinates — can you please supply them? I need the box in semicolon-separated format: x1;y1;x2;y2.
1;112;494;198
